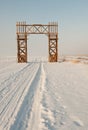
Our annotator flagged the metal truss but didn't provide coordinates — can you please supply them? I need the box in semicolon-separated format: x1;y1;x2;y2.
48;34;58;62
17;34;27;62
16;22;58;62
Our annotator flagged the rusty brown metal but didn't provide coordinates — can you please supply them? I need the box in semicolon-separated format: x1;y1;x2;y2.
48;34;58;62
48;22;58;62
16;22;58;63
17;34;27;63
17;22;27;63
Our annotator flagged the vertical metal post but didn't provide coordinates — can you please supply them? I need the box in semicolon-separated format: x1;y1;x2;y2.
48;22;58;62
17;22;27;63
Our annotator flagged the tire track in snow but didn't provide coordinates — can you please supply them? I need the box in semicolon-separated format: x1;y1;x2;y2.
9;62;41;130
0;62;39;130
0;63;34;107
0;62;33;94
0;63;34;127
0;61;27;86
10;63;46;130
28;63;46;130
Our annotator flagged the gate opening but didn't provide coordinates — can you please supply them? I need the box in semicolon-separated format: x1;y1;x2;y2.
28;34;48;62
16;22;58;63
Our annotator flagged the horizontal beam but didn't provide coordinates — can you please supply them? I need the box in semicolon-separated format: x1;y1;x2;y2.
16;22;58;34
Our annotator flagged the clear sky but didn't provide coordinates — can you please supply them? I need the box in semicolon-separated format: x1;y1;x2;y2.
0;0;88;57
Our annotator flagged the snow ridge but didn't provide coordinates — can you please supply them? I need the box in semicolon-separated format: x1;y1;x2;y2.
10;63;40;130
27;63;46;130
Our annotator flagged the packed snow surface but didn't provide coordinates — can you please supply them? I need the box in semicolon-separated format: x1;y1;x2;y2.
0;57;88;130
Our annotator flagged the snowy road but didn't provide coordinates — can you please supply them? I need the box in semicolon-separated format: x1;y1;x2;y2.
0;58;88;130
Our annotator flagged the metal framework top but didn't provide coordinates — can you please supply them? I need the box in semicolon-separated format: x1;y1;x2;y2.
16;22;58;34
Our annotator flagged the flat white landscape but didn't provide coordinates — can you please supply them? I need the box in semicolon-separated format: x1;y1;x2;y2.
0;56;88;130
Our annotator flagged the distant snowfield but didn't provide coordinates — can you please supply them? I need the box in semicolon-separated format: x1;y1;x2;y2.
0;56;88;130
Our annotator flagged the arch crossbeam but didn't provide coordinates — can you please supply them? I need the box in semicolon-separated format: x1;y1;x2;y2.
16;22;58;62
26;24;48;34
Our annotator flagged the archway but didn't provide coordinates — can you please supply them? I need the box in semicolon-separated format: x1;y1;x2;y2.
16;22;58;62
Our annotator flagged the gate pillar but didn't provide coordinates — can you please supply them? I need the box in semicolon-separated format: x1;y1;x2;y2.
17;22;27;63
17;34;27;62
48;34;58;62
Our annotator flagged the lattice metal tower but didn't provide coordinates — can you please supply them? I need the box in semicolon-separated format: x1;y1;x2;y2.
16;22;58;62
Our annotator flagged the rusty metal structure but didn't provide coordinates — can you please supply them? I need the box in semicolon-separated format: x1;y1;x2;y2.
16;22;58;62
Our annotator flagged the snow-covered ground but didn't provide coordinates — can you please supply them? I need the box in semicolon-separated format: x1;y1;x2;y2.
0;56;88;130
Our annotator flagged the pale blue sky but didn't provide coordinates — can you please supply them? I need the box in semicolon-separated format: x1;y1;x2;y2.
0;0;88;57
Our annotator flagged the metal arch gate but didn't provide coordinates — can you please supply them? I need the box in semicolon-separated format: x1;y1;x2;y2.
16;22;58;63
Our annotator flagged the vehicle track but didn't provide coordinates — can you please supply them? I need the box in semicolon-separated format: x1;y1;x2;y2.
0;62;40;130
0;62;33;98
10;63;46;130
28;63;46;130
